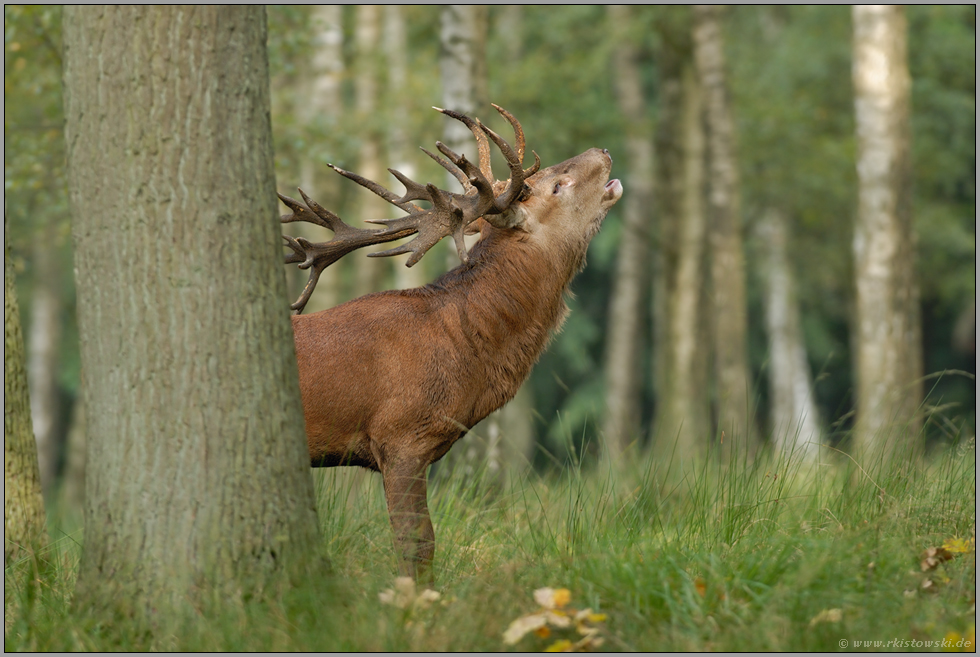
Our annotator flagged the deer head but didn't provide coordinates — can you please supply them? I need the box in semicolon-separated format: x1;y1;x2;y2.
280;105;621;313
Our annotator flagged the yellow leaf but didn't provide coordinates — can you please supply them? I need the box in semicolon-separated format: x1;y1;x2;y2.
535;626;551;639
942;537;976;554
534;587;572;610
809;608;843;627
544;639;574;652
553;588;572;608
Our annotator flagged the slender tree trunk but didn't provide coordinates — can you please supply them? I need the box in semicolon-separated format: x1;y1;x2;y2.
693;5;756;456
851;4;921;459
385;5;429;292
602;4;654;464
353;5;391;298
292;4;345;313
654;51;712;462
5;215;49;566
64;6;321;616
27;237;63;495
758;208;823;458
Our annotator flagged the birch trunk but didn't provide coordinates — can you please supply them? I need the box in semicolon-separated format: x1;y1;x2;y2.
64;6;321;616
291;4;345;313
654;53;712;462
602;4;654;463
851;4;922;458
758;208;823;458
27;237;63;494
693;5;757;456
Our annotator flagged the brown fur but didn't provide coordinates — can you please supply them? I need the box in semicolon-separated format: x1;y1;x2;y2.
292;148;622;581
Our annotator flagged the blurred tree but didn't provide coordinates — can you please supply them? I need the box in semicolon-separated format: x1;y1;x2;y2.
64;6;321;616
652;9;712;461
601;4;653;464
693;5;757;456
5;212;49;566
851;5;922;457
352;5;392;297
758;208;823;458
290;4;345;313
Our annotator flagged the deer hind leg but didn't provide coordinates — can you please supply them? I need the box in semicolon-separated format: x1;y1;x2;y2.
380;459;435;584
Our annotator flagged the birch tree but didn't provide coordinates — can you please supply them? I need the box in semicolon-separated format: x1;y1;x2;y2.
693;5;757;456
851;4;922;458
601;4;654;464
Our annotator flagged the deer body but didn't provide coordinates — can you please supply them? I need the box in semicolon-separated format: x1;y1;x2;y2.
282;109;621;581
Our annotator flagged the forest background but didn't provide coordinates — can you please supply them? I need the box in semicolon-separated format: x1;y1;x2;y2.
4;4;975;505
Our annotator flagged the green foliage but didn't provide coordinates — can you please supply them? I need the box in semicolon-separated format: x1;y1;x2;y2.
7;441;975;650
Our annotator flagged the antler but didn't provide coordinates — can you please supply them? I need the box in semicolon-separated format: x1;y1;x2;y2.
281;105;541;314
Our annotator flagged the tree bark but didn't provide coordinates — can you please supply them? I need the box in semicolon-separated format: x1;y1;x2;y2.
63;6;321;616
851;5;922;458
5;214;49;566
693;5;757;456
654;46;712;462
758;208;823;458
601;4;654;464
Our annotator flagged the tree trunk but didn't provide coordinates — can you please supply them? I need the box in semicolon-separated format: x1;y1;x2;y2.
851;5;922;459
385;5;429;292
353;5;391;298
758;208;823;458
63;6;321;616
654;48;712;462
292;4;345;313
27;236;64;495
5;215;49;566
693;5;756;456
602;4;654;464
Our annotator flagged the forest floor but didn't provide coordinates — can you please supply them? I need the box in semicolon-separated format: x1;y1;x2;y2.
5;437;976;652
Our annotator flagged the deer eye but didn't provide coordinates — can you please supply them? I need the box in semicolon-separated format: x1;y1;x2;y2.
552;182;562;195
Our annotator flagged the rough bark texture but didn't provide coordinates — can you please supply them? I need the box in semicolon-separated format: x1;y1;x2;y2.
851;5;922;458
602;4;653;463
27;237;64;495
693;5;756;455
63;6;320;614
292;4;345;313
758;208;823;458
654;48;712;461
5;220;49;566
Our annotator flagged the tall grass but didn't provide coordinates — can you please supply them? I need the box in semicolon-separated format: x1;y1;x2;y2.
5;434;975;651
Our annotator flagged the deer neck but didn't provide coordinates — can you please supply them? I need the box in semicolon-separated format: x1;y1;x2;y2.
431;229;573;419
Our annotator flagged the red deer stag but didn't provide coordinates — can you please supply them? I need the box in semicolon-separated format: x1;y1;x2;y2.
281;105;622;581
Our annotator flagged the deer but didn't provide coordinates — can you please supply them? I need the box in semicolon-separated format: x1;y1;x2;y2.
280;105;622;582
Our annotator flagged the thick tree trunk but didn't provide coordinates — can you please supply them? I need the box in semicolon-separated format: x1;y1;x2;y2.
654;50;712;462
64;6;320;616
292;4;345;313
851;5;922;458
602;4;654;464
5;217;49;566
27;237;63;495
758;208;823;458
693;5;757;456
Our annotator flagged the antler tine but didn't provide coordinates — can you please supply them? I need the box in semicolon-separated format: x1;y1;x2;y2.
435;106;494;184
420;146;471;192
326;163;421;214
491;103;541;179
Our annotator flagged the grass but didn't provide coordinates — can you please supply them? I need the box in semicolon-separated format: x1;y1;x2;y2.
5;436;976;651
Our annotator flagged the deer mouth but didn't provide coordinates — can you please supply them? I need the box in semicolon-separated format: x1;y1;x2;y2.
603;179;623;204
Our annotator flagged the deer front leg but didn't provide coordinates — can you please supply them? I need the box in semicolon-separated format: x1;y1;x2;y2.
381;460;435;584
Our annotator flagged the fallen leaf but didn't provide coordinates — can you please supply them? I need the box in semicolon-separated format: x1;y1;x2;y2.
503;613;548;645
544;639;574;652
942;537;976;554
809;608;843;626
694;577;707;598
921;547;954;572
